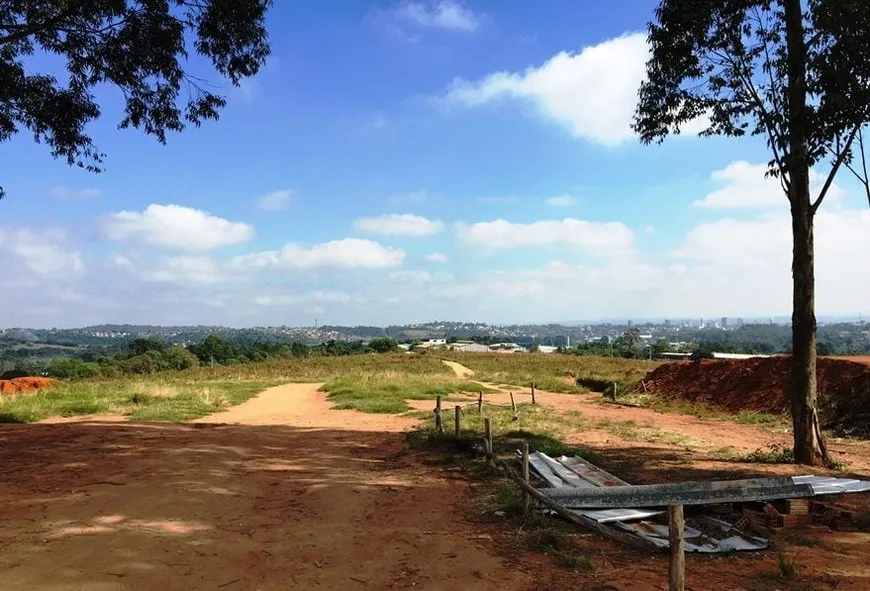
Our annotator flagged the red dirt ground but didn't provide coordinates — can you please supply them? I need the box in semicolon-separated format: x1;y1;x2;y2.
637;357;870;419
0;376;55;395
4;372;870;589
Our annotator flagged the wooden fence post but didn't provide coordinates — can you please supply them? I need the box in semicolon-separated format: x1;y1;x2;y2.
454;405;461;438
611;382;618;402
484;417;493;466
531;383;536;405
435;395;443;435
522;442;530;515
478;391;483;413
668;505;685;591
510;392;517;413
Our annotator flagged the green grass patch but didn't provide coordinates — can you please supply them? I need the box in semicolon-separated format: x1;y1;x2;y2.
0;380;275;423
594;418;693;446
731;444;795;464
322;370;489;413
413;403;591;458
614;392;790;429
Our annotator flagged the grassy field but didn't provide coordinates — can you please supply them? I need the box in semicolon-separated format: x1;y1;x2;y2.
411;403;592;458
440;352;661;393
0;354;488;421
0;380;275;423
0;352;663;422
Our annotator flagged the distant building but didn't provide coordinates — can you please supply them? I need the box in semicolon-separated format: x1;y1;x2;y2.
452;343;490;353
721;317;729;328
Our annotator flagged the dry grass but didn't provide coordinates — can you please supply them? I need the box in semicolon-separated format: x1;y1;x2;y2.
440;352;661;393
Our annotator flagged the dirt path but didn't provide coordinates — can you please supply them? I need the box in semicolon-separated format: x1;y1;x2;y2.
194;382;417;431
442;359;475;379
437;359;870;473
0;383;537;590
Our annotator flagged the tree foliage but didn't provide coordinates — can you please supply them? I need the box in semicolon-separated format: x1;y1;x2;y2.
1;0;272;198
635;0;870;202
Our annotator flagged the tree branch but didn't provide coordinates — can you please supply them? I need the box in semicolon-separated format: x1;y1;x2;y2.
0;7;81;46
843;127;870;208
811;123;861;215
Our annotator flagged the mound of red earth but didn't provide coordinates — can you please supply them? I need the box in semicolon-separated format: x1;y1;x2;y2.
635;357;870;437
0;377;55;395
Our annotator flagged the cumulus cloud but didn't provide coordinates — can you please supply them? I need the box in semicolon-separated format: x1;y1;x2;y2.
693;161;844;209
391;1;481;32
253;291;352;307
0;228;84;276
145;256;226;284
233;238;405;270
442;33;649;146
355;213;444;236
456;218;636;257
426;252;448;263
257;190;293;211
546;195;581;207
50;186;102;200
103;204;255;250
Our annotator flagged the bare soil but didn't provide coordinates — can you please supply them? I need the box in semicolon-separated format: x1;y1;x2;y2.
1;384;540;590
0;376;55;395
636;357;870;437
3;365;870;590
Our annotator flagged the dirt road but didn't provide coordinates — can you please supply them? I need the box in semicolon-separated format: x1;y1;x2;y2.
0;383;536;590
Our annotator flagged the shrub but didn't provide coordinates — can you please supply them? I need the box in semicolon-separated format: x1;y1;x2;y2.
48;358;101;379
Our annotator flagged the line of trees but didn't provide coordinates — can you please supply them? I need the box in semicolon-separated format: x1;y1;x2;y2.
45;335;401;379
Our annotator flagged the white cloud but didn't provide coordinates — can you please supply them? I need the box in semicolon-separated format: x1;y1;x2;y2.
392;1;480;32
107;254;133;268
50;186;102;200
233;238;405;270
546;195;581;207
456;218;636;257
103;204;254;251
426;252;448;263
145;256;226;284
253;291;352;307
0;228;84;276
693;161;844;209
355;213;444;236
257;190;293;211
442;33;649;146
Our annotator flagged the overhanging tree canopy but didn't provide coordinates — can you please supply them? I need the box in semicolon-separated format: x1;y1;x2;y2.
1;0;272;198
634;0;870;466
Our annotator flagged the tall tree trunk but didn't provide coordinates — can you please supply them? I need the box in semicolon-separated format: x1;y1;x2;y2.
784;0;830;466
789;181;829;466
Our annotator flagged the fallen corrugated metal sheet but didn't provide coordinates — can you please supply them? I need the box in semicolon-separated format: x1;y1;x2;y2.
537;474;870;508
525;452;769;553
526;451;662;523
611;515;768;554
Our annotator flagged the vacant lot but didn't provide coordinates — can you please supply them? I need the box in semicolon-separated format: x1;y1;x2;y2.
1;353;869;590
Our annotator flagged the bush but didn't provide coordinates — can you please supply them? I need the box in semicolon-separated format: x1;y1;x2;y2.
49;358;101;379
163;347;200;371
369;337;399;354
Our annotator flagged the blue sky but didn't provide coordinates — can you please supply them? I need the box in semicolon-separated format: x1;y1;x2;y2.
2;0;869;328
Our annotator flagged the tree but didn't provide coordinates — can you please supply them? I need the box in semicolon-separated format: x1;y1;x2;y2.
1;1;272;198
49;358;101;379
163;346;199;371
634;0;870;465
369;337;399;354
128;337;166;356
